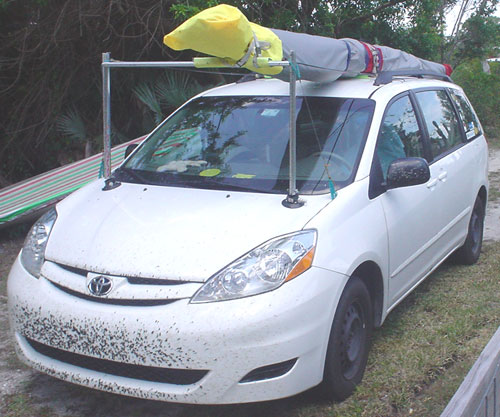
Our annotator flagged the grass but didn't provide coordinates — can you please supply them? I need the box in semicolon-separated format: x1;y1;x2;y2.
326;242;500;416
0;234;500;416
489;171;500;201
2;393;57;417
488;134;500;150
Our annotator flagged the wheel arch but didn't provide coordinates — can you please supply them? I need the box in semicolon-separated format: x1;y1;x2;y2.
478;185;487;213
351;261;384;328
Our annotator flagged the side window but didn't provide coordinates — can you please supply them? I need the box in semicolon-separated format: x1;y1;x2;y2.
376;95;424;179
448;89;482;141
415;90;463;159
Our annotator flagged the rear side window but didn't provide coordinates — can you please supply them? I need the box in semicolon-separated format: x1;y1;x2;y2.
448;89;482;141
415;90;463;160
376;94;424;179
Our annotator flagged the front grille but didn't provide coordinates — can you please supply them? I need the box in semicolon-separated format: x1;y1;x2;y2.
26;337;208;385
126;277;185;286
239;358;297;383
57;263;87;276
55;262;186;286
49;281;178;307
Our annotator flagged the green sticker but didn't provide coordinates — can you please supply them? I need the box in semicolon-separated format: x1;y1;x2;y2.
199;169;221;177
232;173;256;179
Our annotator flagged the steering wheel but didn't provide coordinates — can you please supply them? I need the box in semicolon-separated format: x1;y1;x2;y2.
310;151;353;176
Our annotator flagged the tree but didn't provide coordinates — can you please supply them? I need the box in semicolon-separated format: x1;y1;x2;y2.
445;0;500;63
453;15;500;63
0;0;180;182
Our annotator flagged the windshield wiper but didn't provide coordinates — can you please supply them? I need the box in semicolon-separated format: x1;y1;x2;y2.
114;167;150;184
175;176;276;194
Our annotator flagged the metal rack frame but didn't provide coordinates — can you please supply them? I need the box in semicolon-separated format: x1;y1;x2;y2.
101;52;303;207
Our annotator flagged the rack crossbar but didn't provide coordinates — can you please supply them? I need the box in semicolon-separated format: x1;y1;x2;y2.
102;60;290;68
101;53;300;207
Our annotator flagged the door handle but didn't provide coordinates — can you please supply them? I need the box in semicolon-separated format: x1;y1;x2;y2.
426;178;438;189
438;172;448;182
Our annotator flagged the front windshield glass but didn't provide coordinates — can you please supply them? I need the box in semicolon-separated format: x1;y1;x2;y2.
121;95;375;194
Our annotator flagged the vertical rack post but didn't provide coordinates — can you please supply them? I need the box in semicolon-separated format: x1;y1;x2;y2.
102;52;112;178
283;51;303;208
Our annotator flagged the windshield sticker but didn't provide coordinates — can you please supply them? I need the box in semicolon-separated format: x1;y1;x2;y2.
466;130;476;139
232;173;256;179
157;160;207;173
199;168;221;177
153;128;199;157
261;109;281;117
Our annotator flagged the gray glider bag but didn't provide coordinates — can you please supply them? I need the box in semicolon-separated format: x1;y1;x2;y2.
271;29;450;83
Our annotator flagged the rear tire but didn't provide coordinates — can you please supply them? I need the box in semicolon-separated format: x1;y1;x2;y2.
454;196;484;265
320;276;373;401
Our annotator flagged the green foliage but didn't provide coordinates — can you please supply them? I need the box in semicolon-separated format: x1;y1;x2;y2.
57;108;87;143
132;71;207;131
452;59;500;137
454;15;500;61
133;83;164;125
156;71;205;108
170;0;219;21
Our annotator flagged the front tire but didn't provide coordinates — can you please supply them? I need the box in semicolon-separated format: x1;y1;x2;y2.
321;276;373;401
454;196;485;265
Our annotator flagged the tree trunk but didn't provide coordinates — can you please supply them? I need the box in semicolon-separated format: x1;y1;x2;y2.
482;60;491;74
85;139;92;159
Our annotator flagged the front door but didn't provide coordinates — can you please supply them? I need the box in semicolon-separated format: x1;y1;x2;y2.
370;93;443;305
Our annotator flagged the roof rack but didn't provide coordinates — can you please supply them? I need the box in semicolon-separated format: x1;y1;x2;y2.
374;70;453;86
101;52;305;208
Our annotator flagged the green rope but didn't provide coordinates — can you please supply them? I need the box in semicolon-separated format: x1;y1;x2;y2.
290;60;301;79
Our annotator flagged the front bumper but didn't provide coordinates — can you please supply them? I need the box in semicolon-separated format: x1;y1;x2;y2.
8;256;347;404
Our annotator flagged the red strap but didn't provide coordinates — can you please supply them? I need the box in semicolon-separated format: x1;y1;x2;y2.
443;64;453;76
360;41;374;73
374;46;384;71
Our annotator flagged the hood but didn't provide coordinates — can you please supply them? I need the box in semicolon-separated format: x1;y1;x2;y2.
45;180;331;282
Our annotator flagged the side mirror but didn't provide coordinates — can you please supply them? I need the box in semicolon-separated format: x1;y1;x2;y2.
386;157;430;190
124;144;138;159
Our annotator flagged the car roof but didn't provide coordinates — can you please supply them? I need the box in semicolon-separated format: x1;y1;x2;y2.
200;76;458;100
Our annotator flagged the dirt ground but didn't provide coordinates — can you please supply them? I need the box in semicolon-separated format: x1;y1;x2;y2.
484;147;500;241
1;148;499;417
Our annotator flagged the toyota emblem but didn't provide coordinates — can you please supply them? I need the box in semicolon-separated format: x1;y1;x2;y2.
88;276;112;296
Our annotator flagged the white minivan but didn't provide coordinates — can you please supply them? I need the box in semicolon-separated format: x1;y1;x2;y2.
8;74;488;404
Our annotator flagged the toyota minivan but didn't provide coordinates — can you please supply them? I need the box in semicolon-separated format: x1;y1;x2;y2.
8;73;488;404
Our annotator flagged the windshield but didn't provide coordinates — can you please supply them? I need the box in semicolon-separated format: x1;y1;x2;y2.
121;95;375;194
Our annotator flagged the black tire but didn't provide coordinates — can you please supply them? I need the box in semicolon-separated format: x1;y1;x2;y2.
454;196;485;265
320;276;373;401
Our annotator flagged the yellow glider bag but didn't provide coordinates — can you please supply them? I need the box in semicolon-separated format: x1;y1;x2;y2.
164;4;283;75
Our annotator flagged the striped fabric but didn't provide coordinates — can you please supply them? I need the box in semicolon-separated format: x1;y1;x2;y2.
0;136;145;225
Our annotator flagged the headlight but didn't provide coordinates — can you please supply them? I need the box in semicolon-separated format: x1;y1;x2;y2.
20;208;57;278
191;230;316;303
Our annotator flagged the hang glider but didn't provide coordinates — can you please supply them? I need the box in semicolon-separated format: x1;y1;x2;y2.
164;4;452;83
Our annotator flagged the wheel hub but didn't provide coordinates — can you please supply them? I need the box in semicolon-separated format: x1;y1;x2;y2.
340;303;365;377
